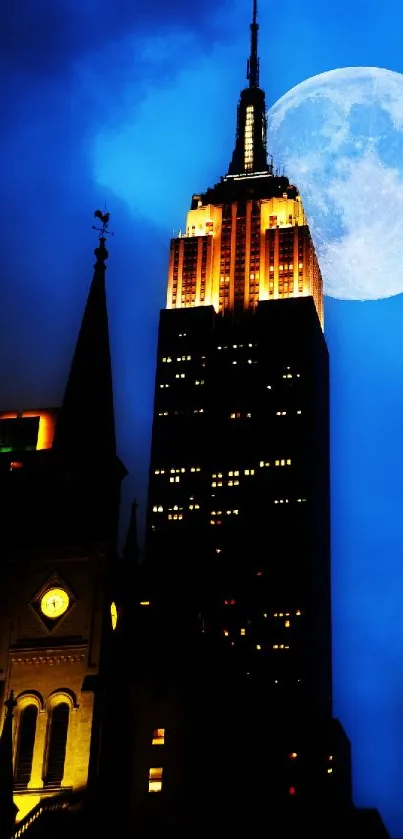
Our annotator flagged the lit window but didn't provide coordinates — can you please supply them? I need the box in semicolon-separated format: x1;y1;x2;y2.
297;410;302;415
223;629;229;637
240;628;246;636
216;548;221;554
256;644;261;651
152;728;165;746
327;768;333;774
149;767;163;792
140;601;151;607
285;620;290;628
328;755;333;761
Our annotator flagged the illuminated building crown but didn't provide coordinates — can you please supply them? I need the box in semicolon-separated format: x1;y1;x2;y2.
165;0;324;328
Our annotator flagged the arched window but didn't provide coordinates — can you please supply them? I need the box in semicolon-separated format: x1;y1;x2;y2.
44;702;69;786
15;705;38;787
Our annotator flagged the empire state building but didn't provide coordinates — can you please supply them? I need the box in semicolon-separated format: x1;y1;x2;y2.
129;3;389;837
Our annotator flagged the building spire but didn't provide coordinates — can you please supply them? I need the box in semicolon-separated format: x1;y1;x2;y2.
227;0;268;176
52;212;117;461
247;0;259;88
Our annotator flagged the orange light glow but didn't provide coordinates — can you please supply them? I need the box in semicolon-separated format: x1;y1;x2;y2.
0;409;57;450
149;767;163;792
152;728;165;745
166;194;324;328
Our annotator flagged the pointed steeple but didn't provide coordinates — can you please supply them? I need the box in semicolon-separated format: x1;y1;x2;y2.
227;0;270;176
53;213;116;461
0;692;18;838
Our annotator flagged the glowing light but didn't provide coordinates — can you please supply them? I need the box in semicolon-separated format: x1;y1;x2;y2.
110;601;118;630
152;728;165;745
244;105;254;170
0;409;57;450
40;588;69;619
149;767;163;792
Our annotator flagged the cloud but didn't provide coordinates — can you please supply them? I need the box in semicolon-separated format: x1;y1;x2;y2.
0;0;229;78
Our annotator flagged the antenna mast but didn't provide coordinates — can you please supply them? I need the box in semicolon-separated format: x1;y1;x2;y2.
247;0;259;88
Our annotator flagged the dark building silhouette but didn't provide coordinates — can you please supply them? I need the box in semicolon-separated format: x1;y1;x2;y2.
0;3;393;838
0;226;130;835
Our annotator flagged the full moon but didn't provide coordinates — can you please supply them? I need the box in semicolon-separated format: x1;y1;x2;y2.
267;67;403;300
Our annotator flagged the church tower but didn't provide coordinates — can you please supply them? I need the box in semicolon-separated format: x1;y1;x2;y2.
0;217;127;828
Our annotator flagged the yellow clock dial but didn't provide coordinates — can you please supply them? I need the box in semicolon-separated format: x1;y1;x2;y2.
40;587;69;619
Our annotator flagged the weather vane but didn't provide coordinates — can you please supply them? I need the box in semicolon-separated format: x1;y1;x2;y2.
92;207;114;239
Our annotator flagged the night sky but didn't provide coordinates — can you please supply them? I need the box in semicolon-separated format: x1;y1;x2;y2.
2;0;403;834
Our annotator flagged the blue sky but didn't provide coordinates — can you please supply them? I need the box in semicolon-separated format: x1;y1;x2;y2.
2;0;403;833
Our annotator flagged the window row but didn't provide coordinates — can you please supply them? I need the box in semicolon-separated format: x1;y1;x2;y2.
157;409;204;417
154;467;201;475
161;355;192;362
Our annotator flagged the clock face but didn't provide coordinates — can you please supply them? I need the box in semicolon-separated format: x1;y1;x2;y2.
40;587;70;619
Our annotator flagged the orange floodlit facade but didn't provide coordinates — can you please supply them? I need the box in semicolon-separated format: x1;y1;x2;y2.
0;409;57;450
166;188;324;329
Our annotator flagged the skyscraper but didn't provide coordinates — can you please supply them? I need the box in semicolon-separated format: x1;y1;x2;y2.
130;3;387;836
133;0;333;832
